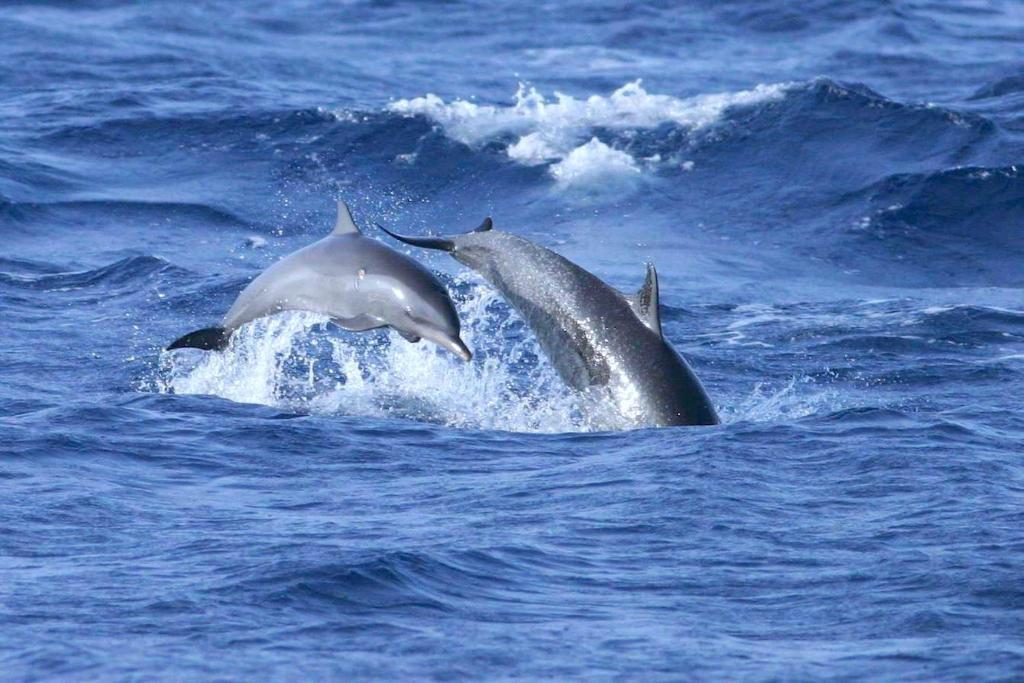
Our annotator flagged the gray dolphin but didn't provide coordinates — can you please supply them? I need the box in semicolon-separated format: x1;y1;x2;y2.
376;218;719;427
167;202;471;361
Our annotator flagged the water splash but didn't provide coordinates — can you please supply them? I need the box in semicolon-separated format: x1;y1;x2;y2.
723;376;844;423
154;278;625;433
150;274;876;432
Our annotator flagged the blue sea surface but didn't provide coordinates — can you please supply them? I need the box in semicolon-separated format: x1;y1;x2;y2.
2;1;1024;679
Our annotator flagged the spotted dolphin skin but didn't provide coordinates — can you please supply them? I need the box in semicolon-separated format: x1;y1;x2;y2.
167;202;471;361
377;218;719;427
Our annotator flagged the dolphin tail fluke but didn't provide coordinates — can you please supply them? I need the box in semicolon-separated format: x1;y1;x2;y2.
374;217;493;252
166;326;232;351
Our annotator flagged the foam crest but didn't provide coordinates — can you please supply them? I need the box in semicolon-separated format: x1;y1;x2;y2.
387;80;792;187
550;137;641;187
155;279;620;433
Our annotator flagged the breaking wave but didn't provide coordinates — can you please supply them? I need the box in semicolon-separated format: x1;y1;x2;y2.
386;80;792;187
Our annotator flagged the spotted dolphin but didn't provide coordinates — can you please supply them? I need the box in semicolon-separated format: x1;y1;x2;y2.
377;218;718;426
167;202;471;361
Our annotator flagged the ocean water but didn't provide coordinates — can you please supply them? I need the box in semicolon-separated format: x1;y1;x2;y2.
2;0;1024;679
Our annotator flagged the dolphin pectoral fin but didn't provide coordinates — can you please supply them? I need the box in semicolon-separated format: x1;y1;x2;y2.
624;263;663;337
332;201;361;235
396;329;421;343
166;326;232;351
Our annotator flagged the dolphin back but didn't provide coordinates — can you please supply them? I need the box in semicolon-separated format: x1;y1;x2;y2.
459;231;719;426
376;218;720;427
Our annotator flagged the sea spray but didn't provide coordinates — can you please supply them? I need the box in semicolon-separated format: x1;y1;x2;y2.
156;276;613;433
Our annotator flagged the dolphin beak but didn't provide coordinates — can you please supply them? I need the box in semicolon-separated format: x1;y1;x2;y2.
440;335;473;362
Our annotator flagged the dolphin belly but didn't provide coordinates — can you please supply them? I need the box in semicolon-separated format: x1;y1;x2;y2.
331;314;385;332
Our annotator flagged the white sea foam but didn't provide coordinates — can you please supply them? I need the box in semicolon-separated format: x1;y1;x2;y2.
153;290;852;432
387;80;792;188
155;279;625;433
549;137;641;187
153;281;868;433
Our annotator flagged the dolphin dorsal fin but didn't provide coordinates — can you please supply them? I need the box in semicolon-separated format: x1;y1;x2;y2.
333;201;361;235
625;263;662;337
